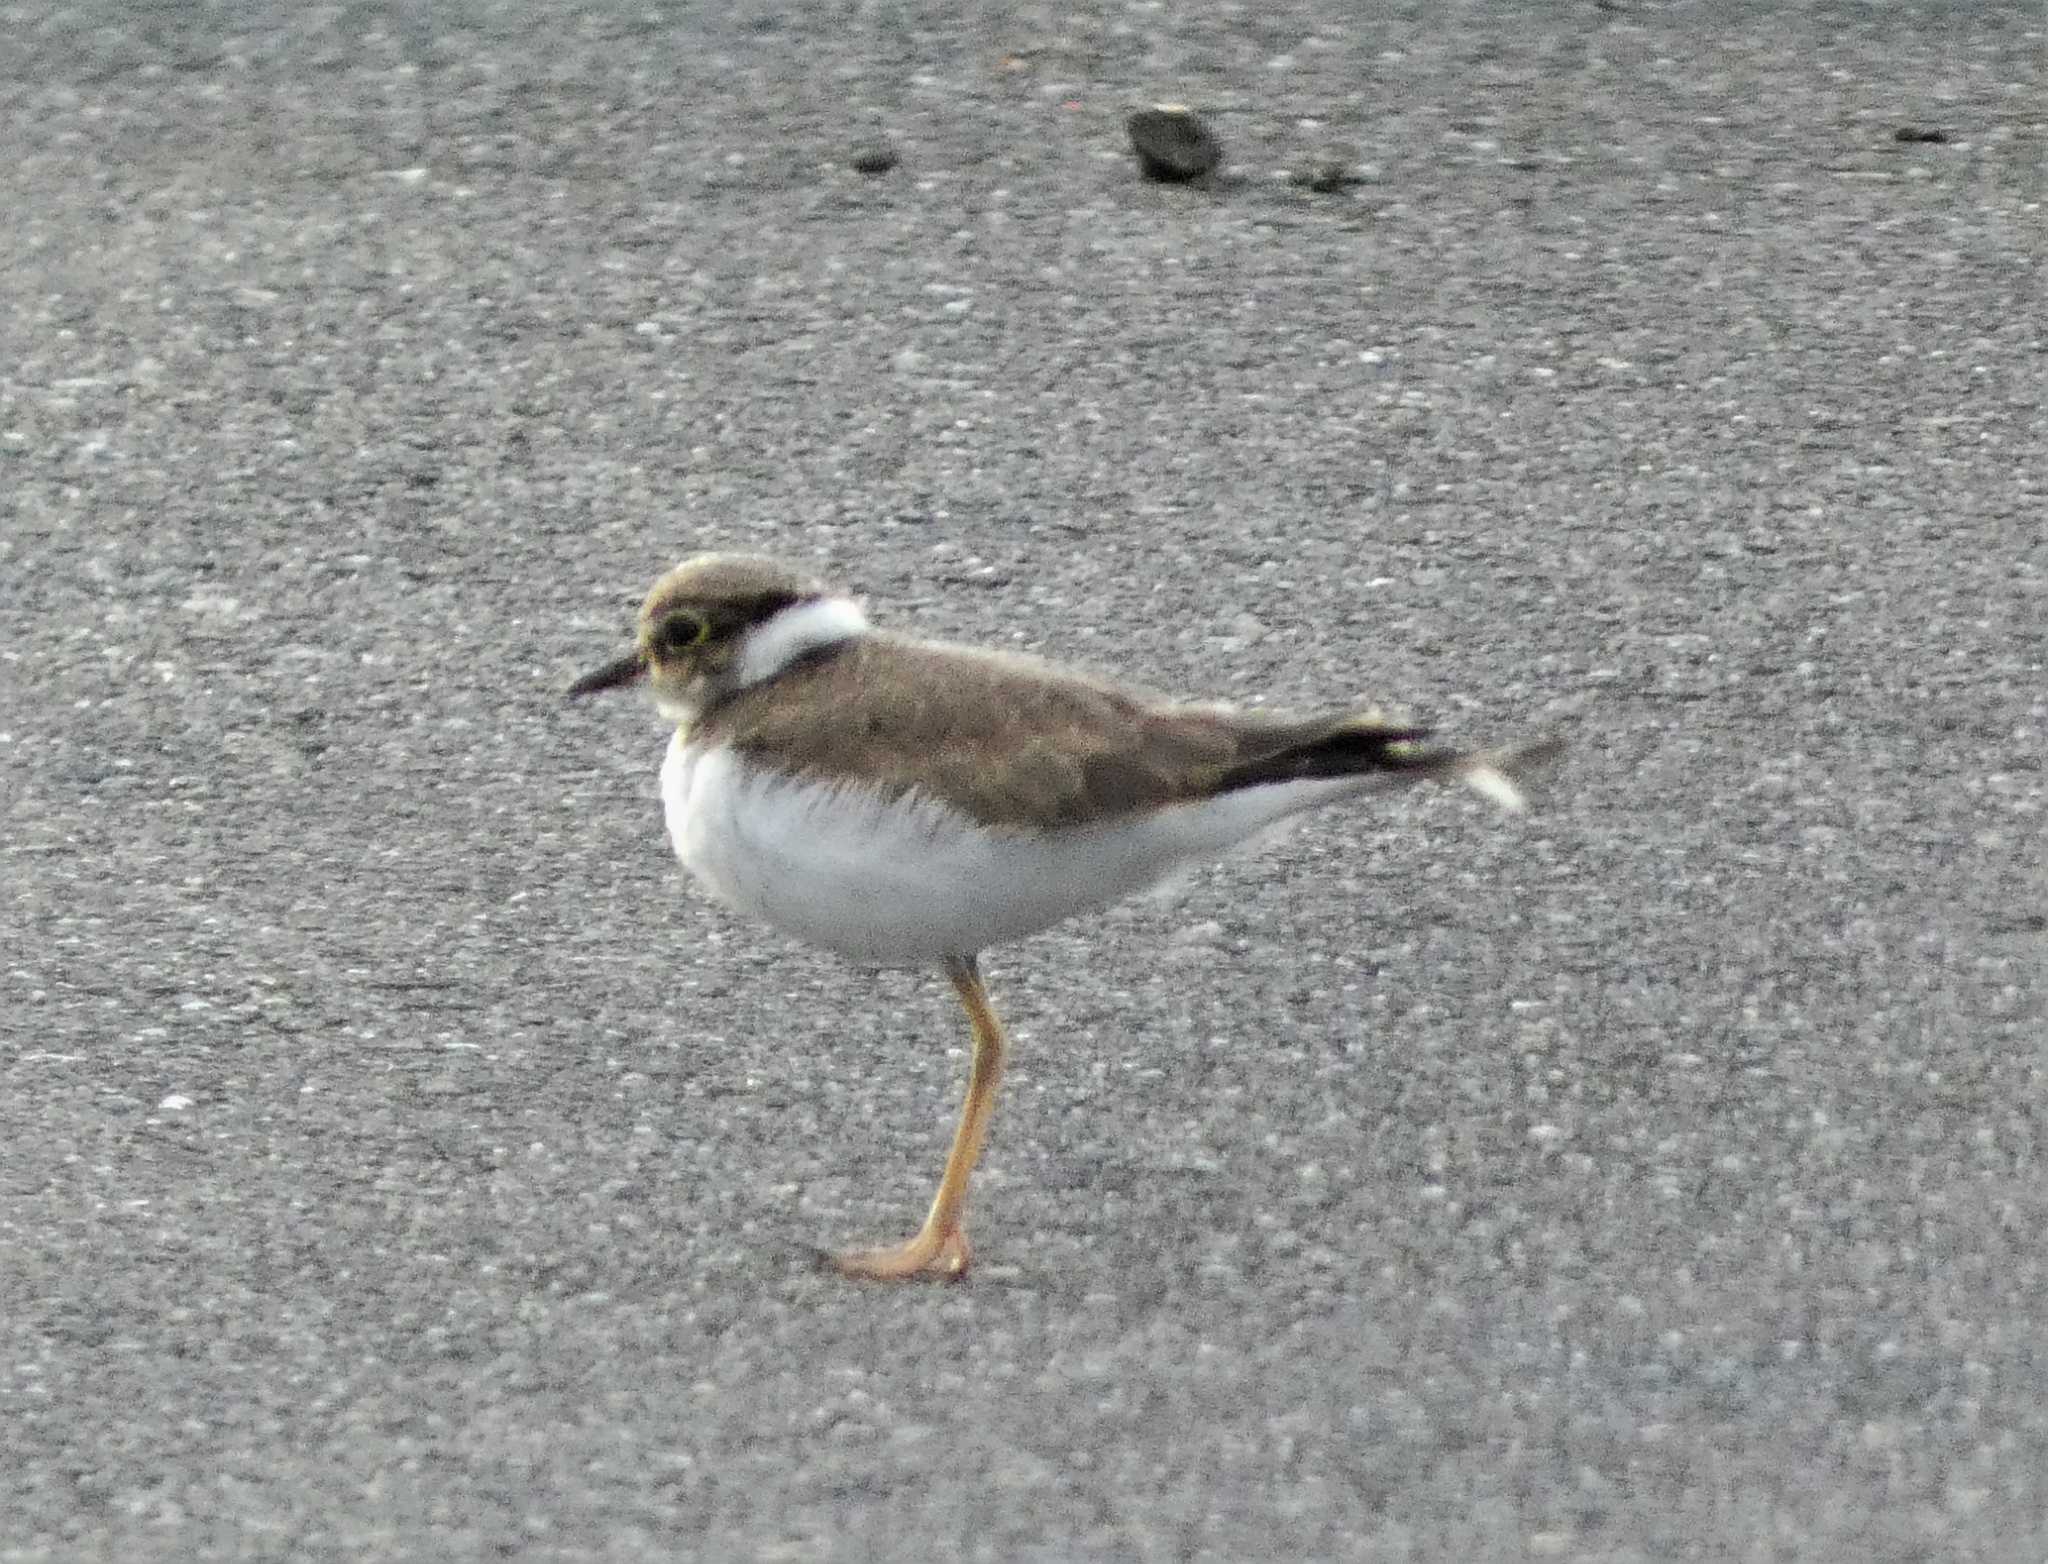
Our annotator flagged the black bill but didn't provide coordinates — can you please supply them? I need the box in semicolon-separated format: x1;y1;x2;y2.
566;650;646;699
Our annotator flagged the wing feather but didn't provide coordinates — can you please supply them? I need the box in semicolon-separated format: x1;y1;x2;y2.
695;634;1552;828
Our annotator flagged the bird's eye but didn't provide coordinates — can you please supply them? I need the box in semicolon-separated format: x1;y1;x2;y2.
656;610;712;654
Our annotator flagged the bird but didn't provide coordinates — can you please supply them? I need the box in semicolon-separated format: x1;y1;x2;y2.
569;553;1560;1281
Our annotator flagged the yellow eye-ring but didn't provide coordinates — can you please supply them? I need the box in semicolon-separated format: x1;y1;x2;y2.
655;609;712;654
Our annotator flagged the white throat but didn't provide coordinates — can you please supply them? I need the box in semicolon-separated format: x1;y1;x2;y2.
731;595;869;689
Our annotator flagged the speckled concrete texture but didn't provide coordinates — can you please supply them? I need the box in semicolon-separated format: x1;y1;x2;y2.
3;3;2043;1559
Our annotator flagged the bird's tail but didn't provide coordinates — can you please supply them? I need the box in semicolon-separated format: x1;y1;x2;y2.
1435;736;1567;813
1214;716;1564;813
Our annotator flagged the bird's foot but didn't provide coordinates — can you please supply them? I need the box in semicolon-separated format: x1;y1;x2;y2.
825;1223;972;1282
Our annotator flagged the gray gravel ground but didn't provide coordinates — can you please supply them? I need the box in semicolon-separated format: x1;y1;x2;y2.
3;2;2044;1559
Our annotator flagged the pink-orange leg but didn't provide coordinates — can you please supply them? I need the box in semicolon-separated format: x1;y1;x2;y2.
831;955;1008;1282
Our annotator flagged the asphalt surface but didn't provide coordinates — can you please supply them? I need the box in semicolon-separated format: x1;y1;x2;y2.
3;2;2044;1559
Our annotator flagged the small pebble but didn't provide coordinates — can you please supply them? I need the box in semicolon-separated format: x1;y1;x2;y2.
1127;106;1223;182
1892;126;1947;144
1291;160;1364;194
850;144;899;174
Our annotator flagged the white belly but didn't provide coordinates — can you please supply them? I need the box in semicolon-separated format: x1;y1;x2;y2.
657;735;1360;966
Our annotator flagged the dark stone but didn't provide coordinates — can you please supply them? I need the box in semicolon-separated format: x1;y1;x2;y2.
1127;106;1222;182
1291;160;1364;194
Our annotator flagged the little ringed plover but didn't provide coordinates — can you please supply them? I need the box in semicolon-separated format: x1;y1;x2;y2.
570;553;1560;1281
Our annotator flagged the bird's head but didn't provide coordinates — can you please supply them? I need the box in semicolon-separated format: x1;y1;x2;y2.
569;553;867;724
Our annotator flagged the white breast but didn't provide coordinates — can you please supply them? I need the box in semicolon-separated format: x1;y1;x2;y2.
657;735;1365;966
